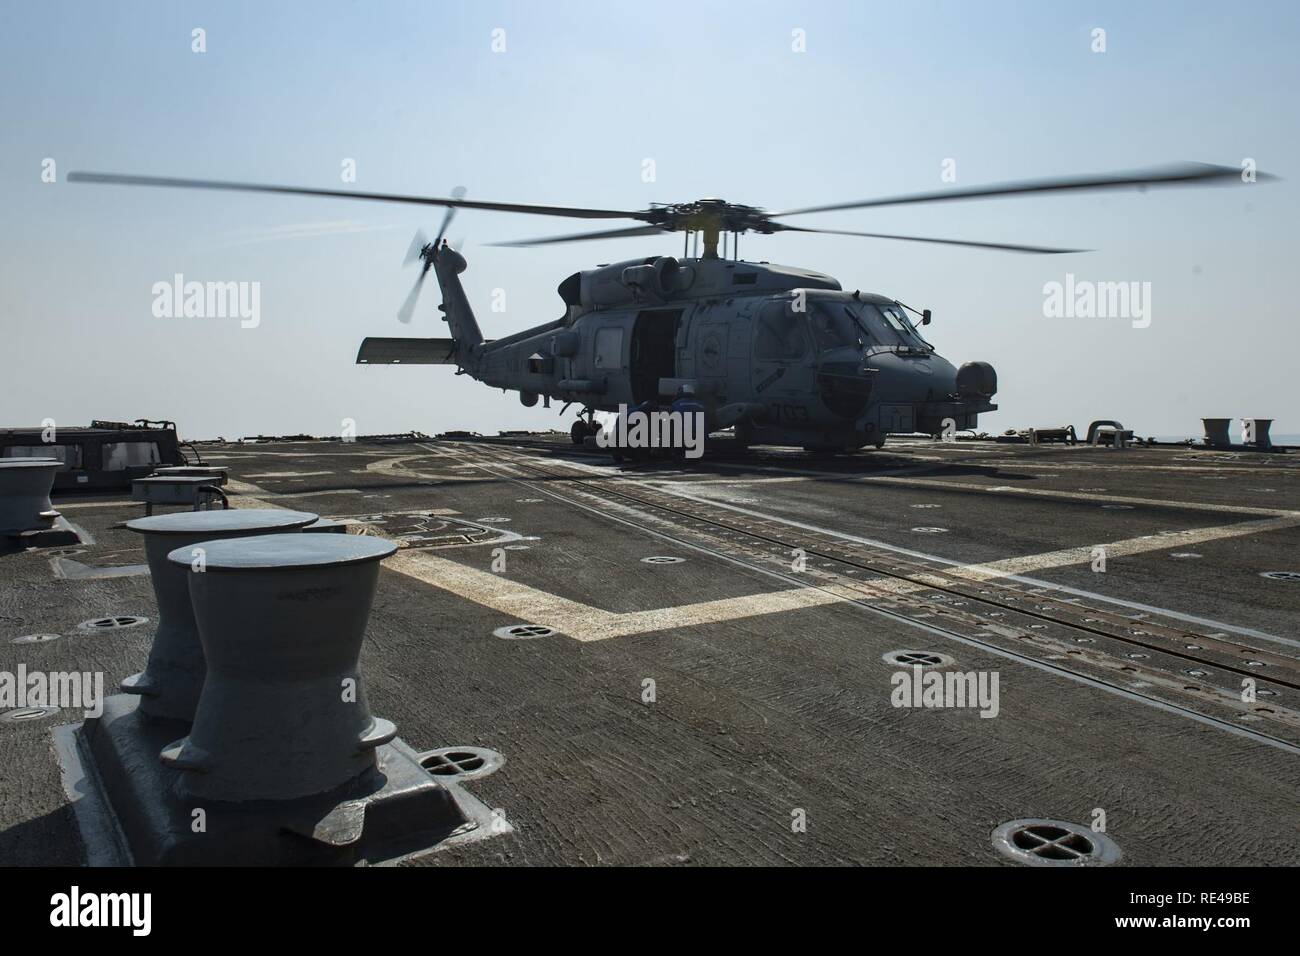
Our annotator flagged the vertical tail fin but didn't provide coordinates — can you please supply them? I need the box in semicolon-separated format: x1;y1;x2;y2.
432;243;484;352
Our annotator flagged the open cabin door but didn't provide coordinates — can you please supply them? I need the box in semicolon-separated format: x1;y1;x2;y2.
630;309;682;404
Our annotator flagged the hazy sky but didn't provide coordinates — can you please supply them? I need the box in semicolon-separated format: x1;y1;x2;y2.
3;1;1297;440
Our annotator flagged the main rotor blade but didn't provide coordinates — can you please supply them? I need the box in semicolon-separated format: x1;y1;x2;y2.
488;225;668;247
66;172;646;221
778;224;1086;254
771;162;1263;219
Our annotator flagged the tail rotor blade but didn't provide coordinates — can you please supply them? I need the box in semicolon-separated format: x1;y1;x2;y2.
397;263;431;324
403;229;429;266
432;186;467;249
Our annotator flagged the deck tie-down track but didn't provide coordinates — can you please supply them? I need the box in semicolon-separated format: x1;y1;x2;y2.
432;440;1300;752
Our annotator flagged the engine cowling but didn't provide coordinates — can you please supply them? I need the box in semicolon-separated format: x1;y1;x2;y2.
559;256;691;309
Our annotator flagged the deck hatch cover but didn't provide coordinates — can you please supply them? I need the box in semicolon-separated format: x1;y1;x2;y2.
992;819;1121;867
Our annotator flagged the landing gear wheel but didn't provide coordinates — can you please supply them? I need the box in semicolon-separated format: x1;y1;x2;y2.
570;420;590;445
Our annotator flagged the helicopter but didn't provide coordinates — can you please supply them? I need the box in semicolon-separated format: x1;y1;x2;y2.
68;162;1261;454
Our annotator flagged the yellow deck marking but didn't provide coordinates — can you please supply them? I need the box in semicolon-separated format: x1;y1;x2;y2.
947;515;1300;582
220;453;1297;643
386;550;842;642
853;474;1298;517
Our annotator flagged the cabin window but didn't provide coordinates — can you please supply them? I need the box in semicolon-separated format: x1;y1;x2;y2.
2;445;82;470
103;441;161;471
593;327;624;370
754;302;809;361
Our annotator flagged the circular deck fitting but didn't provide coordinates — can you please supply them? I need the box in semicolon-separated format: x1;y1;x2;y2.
127;508;316;536
493;624;556;640
0;706;60;723
992;819;1120;867
910;526;948;534
881;650;954;669
0;459;61;534
43;548;86;558
11;633;59;645
167;532;396;571
126;509;319;723
1259;571;1300;582
641;555;687;565
78;615;149;632
161;531;399;802
417;746;505;781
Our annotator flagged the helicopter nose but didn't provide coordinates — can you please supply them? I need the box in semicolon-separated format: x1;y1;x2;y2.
866;352;959;402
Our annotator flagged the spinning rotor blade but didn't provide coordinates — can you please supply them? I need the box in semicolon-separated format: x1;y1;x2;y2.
66;171;646;220
403;229;429;266
777;224;1086;254
771;162;1260;218
489;224;668;247
432;186;468;248
396;262;431;324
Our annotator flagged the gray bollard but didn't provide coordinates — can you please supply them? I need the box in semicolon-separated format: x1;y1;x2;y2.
0;459;62;533
161;533;398;802
152;465;229;485
1244;418;1274;449
1202;418;1232;448
122;509;318;721
302;517;349;534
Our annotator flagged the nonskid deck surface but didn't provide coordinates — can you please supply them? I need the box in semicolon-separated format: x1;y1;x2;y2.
2;436;1297;865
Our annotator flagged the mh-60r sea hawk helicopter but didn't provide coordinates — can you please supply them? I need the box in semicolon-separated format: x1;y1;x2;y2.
70;163;1258;453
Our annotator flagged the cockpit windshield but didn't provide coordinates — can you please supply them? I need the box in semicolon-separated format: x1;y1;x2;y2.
847;302;933;351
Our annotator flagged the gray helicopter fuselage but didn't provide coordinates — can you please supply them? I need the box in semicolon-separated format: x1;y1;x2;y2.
452;253;997;449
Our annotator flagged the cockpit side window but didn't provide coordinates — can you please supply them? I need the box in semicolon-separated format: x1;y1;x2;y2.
809;303;863;351
754;301;809;361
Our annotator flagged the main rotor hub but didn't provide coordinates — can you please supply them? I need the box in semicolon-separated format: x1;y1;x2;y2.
646;199;777;258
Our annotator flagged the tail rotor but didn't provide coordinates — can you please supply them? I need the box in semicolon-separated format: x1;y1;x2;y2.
396;185;467;324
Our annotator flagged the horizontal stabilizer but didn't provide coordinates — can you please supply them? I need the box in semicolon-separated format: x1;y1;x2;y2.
356;337;457;365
